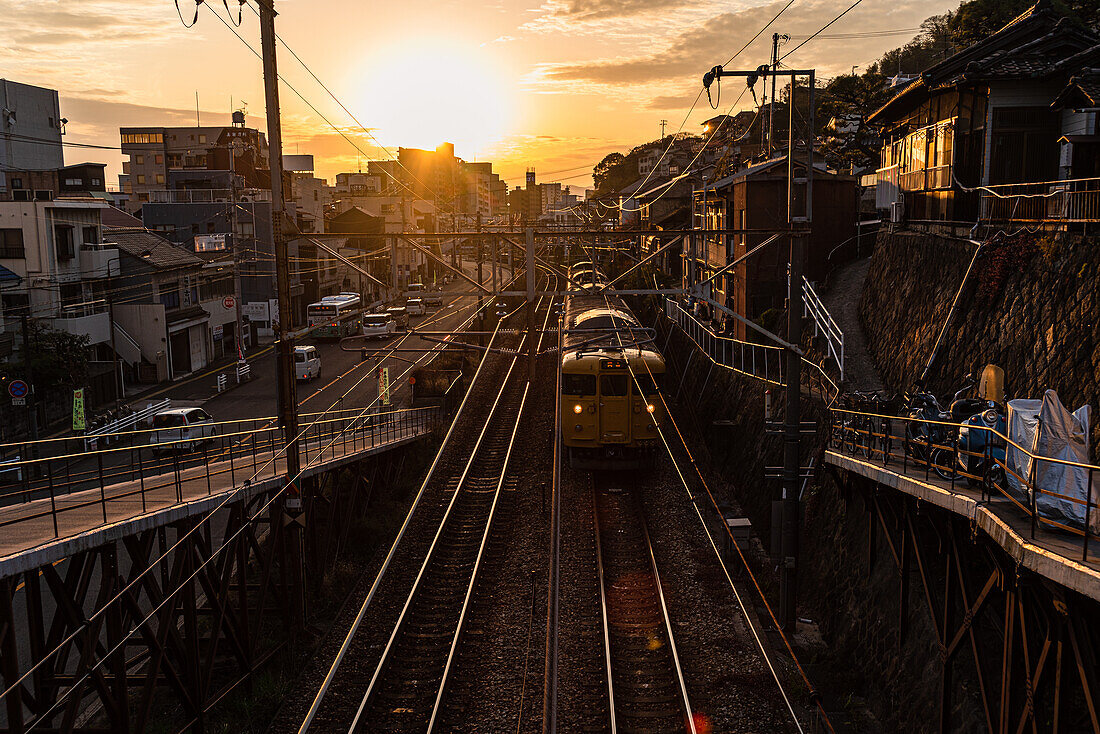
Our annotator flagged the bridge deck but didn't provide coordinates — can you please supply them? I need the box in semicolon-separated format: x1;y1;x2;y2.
826;450;1100;603
0;419;433;579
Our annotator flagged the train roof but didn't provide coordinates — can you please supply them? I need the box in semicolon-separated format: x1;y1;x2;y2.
561;345;665;371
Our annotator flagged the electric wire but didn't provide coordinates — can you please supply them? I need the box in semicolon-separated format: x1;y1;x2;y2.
778;0;868;63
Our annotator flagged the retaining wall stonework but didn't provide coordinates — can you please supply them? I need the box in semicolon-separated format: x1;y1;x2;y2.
859;228;1099;450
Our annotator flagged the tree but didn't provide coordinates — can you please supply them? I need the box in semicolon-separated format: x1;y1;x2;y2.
593;151;639;195
815;72;893;171
1;322;91;390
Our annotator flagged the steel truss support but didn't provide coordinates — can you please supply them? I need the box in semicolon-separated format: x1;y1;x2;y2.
0;453;404;733
850;473;1100;734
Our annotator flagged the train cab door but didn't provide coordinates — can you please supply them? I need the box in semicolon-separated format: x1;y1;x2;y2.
599;372;631;444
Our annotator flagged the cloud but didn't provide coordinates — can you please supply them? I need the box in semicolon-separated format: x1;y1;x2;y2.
646;94;700;110
548;0;691;21
533;0;955;86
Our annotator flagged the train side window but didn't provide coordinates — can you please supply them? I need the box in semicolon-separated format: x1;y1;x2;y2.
563;374;596;395
600;374;629;397
634;374;661;394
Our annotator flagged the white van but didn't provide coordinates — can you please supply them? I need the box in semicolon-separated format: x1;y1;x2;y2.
294;345;322;381
406;282;424;298
406;297;425;317
362;312;396;339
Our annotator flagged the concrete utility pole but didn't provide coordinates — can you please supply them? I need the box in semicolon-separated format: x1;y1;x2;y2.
228;140;247;363
257;0;305;629
768;33;781;157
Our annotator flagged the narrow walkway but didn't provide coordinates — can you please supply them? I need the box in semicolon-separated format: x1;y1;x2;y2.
822;257;884;393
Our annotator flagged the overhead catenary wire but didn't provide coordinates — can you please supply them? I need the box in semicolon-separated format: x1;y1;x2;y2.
778;0;868;63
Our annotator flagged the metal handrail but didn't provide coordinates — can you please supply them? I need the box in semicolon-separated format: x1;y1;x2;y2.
828;404;1097;560
801;276;844;380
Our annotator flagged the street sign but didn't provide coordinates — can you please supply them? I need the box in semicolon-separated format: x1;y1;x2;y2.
11;397;25;406
72;389;86;431
8;380;28;399
223;296;236;310
213;324;224;341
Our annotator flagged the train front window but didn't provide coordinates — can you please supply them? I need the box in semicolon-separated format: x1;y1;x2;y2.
634;374;661;394
600;374;629;397
563;374;596;396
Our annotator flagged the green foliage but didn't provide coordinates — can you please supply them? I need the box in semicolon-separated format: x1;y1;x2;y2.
593;150;639;196
0;322;90;390
815;72;893;171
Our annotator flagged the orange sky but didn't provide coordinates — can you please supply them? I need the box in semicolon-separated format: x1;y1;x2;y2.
4;0;957;189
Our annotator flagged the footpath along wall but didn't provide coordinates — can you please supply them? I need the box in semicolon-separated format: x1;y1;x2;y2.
859;228;1099;449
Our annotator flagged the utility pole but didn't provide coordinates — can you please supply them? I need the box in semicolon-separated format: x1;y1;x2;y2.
768;33;781;157
20;314;39;447
659;118;668;138
106;260;122;410
779;69;814;634
257;0;304;630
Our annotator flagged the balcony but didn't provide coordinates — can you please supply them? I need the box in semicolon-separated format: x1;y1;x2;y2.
80;247;120;279
52;310;111;345
979;177;1100;224
145;189;272;204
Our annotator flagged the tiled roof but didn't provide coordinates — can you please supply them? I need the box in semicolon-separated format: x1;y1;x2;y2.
102;227;205;270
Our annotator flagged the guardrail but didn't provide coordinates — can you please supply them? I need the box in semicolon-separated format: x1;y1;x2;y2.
801;276;844;380
664;298;785;385
828;405;1098;561
83;399;172;450
979;176;1100;224
0;406;441;542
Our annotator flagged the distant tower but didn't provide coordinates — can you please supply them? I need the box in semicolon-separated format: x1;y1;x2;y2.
660;119;668;138
526;167;536;188
232;109;246;128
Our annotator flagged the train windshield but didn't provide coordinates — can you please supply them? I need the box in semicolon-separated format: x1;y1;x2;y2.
562;374;596;395
600;374;629;397
633;374;661;394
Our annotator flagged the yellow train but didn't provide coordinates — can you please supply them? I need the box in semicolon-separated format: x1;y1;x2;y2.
560;266;666;470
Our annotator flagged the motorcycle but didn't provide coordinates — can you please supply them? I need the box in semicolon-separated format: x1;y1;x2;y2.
956;402;1006;487
903;376;982;480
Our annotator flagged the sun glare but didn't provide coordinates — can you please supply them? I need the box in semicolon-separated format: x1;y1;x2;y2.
354;39;512;156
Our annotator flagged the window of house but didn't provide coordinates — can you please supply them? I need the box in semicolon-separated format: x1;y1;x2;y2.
136;175;146;184
989;107;1059;185
198;134;207;144
136;155;145;165
155;155;164;165
2;293;29;314
160;282;180;309
64;178;81;186
137;193;149;202
83;226;98;246
0;229;25;258
121;133;163;144
54;226;74;261
155;174;165;184
91;178;102;187
34;190;52;201
168;154;182;168
10;178;21;189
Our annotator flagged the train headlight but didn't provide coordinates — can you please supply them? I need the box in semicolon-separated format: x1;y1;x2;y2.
573;404;583;414
646;404;655;413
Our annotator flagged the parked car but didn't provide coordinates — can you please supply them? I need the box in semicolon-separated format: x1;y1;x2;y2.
406;282;424;298
386;305;410;331
294;345;322;381
424;289;444;308
406;297;425;317
362;312;397;339
149;408;218;454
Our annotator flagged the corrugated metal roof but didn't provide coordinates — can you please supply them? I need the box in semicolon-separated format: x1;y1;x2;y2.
102;227;205;270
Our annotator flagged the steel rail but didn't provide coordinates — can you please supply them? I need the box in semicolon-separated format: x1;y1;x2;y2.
349;303;544;730
591;480;618;734
541;293;564;734
639;501;698;734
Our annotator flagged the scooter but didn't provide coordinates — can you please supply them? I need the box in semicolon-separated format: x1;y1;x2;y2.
902;375;981;480
956;402;1006;487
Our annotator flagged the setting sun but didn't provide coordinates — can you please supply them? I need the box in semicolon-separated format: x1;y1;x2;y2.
352;38;512;156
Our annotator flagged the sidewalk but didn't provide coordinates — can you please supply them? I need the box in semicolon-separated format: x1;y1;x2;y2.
822;256;884;393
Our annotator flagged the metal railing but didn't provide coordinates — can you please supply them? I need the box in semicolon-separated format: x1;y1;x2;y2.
83;399;172;450
0;405;441;544
828;405;1098;562
801;276;844;380
664;298;785;385
979;176;1100;223
144;189;272;204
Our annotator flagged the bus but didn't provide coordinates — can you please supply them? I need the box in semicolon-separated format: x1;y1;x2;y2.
307;293;362;339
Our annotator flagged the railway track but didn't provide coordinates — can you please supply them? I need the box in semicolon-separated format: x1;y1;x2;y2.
298;272;556;732
593;474;696;734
